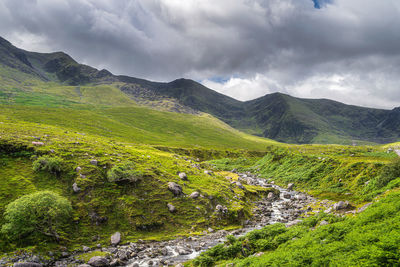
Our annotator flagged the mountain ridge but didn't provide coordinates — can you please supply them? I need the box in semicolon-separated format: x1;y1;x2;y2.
0;36;399;144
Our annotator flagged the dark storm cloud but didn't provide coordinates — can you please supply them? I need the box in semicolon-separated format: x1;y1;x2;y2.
0;0;400;108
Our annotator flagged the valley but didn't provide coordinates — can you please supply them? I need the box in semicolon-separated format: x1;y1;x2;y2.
0;36;399;267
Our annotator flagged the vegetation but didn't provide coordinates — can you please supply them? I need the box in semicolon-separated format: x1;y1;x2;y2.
107;162;144;183
33;156;63;174
191;190;400;266
1;191;72;242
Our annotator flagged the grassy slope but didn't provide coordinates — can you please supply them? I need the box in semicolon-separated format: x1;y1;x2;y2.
189;145;400;266
0;118;277;253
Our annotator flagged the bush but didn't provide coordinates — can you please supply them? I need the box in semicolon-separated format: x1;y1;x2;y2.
107;162;143;183
1;191;72;241
376;159;400;188
33;156;63;174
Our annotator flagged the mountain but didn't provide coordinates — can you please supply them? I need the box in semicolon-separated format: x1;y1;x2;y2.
0;36;399;144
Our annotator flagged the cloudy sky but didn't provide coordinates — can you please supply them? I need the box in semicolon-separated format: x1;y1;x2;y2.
0;0;399;109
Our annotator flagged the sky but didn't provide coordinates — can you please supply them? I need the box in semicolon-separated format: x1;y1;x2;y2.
0;0;399;109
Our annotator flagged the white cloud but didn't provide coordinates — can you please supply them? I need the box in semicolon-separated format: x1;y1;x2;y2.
0;0;399;108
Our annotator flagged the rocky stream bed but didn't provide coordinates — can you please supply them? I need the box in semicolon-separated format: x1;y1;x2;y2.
3;173;316;267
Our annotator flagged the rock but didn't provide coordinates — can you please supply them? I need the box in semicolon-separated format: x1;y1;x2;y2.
111;232;121;246
109;259;119;267
168;182;183;196
116;250;128;260
78;265;92;267
254;252;264;257
90;159;98;166
215;204;228;214
13;263;43;267
287;183;294;190
204;170;213;175
178;172;188;180
82;245;90;252
267;192;275;200
76;166;82;172
175;264;184;267
31;141;44;146
295;194;306;200
167;203;176;213
189;191;200;199
286;219;302;227
236;182;245;190
72;183;81;193
88;256;109;267
282;193;291;199
208;227;214;233
333;201;349;210
61;252;69;257
319;220;329;226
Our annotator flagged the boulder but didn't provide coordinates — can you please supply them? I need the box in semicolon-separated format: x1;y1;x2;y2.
75;166;82;172
82;245;90;252
88;256;109;267
72;183;81;193
333;201;349;210
31;141;44;146
110;232;121;246
90;159;98;166
13;263;43;267
215;204;228;214
167;203;176;213
267;192;275;200
282;193;291;199
178;172;188;180
287;183;294;190
168;182;182;196
319;220;329;226
189;191;200;199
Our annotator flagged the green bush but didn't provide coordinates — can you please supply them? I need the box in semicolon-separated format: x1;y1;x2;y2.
107;162;143;183
1;191;72;241
32;156;63;174
376;158;400;188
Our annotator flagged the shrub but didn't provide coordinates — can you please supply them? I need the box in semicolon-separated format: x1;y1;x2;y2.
107;162;143;183
376;159;400;188
1;191;72;241
33;156;63;174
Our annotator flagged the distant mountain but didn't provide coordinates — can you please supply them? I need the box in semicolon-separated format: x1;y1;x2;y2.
0;36;399;144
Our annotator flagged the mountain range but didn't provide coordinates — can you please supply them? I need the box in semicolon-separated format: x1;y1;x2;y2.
0;36;399;144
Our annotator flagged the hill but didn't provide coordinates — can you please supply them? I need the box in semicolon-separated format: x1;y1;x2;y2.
0;36;399;145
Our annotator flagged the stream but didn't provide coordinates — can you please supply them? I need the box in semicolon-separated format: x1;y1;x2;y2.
121;173;314;267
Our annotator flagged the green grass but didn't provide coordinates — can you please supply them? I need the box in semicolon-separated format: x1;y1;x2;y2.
190;190;400;267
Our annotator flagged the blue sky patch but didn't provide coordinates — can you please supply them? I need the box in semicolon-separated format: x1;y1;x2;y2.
312;0;332;9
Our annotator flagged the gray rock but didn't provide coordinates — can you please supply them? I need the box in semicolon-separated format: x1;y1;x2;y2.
168;182;182;196
76;166;82;172
82;246;90;252
283;193;291;199
88;256;109;267
287;183;294;190
189;191;200;199
215;204;228;214
72;183;81;193
13;263;43;267
109;259;119;267
111;232;121;246
78;265;92;267
267;192;275;200
167;203;176;213
333;201;348;210
175;263;184;267
90;159;98;166
178;172;188;180
319;220;329;226
116;250;128;260
286;219;302;227
31;141;44;146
